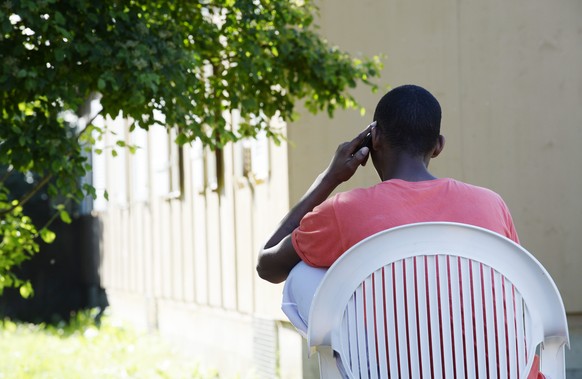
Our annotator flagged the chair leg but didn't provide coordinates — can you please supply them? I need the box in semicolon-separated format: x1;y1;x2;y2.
539;337;567;379
317;346;344;379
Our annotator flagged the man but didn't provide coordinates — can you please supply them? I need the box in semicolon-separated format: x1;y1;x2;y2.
256;85;541;376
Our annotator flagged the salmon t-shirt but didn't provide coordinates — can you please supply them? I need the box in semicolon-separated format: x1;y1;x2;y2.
292;178;519;268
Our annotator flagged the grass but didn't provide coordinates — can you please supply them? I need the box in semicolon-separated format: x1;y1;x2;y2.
0;309;220;379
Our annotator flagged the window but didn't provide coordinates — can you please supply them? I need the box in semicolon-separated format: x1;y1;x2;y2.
190;138;223;194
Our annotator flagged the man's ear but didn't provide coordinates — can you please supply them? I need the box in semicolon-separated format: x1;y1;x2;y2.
431;135;445;158
371;124;382;151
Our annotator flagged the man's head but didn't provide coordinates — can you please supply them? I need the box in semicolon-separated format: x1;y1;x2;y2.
372;85;442;157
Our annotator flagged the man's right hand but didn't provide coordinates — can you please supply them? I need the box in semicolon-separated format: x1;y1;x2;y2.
323;121;375;185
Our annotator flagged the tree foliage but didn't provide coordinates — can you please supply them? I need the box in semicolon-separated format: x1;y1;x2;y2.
0;0;382;294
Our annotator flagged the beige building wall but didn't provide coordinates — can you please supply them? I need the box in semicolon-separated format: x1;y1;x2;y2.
288;0;582;313
97;114;299;377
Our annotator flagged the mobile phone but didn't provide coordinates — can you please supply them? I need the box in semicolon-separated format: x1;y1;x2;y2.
356;132;372;151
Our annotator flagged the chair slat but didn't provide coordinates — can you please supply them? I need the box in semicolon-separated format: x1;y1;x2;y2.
436;255;455;377
384;265;401;377
482;264;498;379
470;260;487;379
355;284;369;378
513;289;527;378
364;275;379;379
414;256;432;379
346;294;360;375
373;269;390;378
426;256;443;379
404;258;421;378
448;256;467;378
504;277;519;378
394;260;410;378
492;270;508;378
340;308;351;374
459;257;477;379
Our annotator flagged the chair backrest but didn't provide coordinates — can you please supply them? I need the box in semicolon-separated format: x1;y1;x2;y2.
308;222;569;379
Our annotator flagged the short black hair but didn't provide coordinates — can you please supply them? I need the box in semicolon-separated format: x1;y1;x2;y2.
373;85;441;156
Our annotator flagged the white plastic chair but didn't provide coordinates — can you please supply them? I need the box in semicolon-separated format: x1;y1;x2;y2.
307;222;569;379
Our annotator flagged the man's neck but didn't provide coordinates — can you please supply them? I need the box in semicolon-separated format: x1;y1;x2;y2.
379;153;437;182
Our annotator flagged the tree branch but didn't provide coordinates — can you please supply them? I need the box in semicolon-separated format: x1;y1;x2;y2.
0;174;53;217
0;166;14;184
37;198;72;234
76;111;103;143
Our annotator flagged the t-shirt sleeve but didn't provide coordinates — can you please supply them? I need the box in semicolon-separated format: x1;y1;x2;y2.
497;195;520;244
291;197;344;268
504;205;520;244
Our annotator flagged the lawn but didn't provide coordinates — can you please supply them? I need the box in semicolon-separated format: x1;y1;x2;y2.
0;310;219;379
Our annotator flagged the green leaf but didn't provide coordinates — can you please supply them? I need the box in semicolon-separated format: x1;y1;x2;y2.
54;11;66;25
60;210;72;224
55;48;66;62
19;282;34;299
1;18;11;34
40;228;56;244
175;133;188;145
